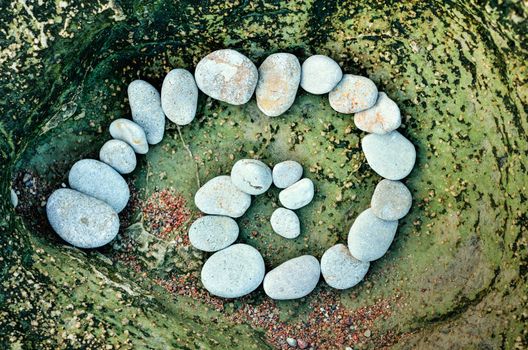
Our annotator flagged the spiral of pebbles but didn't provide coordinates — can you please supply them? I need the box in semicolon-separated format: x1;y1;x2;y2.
46;49;416;299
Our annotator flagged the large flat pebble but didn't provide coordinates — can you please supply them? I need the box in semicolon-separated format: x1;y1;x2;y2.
321;244;369;289
109;118;149;154
371;180;412;220
194;175;251;218
278;178;314;210
329;74;378;114
354;92;401;134
231;159;272;195
300;55;342;94
161;68;198;125
128;80;165;144
263;255;320;300
189;215;239;252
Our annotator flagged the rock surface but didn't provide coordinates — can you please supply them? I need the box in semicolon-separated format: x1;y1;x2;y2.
188;215;239;252
68;159;130;213
371;179;412;220
328;74;378;114
99;139;137;174
300;55;342;94
354;92;401;134
161;68;198;125
230;159;272;195
321;244;369;289
362;131;416;180
46;189;119;249
195;49;258;105
201;244;265;298
109;118;149;154
278;178;314;210
127;79;165;144
272;160;303;189
263;255;320;300
270;208;300;239
347;208;398;262
194;175;251;218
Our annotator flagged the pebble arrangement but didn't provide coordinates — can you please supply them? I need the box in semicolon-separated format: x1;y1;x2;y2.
46;49;416;300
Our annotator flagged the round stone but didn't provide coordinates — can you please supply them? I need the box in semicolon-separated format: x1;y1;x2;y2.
109;118;149;154
362;131;416;180
127;79;165;144
99;139;137;174
347;208;398;262
300;55;342;95
194;175;251;218
256;53;301;116
201;243;265;298
161;68;198;125
188;215;239;252
321;244;369;290
278;178;314;210
272;160;303;189
270;208;300;239
354;92;401;134
263;255;320;300
371;179;412;221
10;188;18;208
195;49;258;105
328;74;378;114
46;188;119;249
230;159;272;195
68;159;130;213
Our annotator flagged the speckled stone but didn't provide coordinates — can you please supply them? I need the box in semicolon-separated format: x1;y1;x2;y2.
328;74;378;114
10;188;18;208
371;179;412;220
46;188;119;249
194;175;251;218
109;118;149;154
347;208;398;262
68;159;130;213
321;244;369;290
270;208;300;239
354;92;401;134
256;53;300;116
99;139;137;174
127;79;165;144
278;178;314;210
230;159;272;195
300;55;342;95
263;255;320;300
362;131;416;180
201;243;265;298
272;160;303;189
195;49;258;105
189;215;239;252
161;68;198;125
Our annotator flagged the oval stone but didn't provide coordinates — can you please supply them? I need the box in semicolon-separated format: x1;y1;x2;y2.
321;244;369;290
263;255;320;300
270;208;300;239
188;215;239;252
347;208;398;262
195;49;258;105
109;118;149;154
194;175;251;218
300;55;342;95
201;244;265;298
161;68;198;125
230;159;272;195
278;178;314;210
371;179;412;221
46;189;119;249
256;53;301;116
68;159;130;213
354;92;401;134
362;131;416;180
99;139;137;174
127;80;165;144
328;74;378;114
272;160;303;189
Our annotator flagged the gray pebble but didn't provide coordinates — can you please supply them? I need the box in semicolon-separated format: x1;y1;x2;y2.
189;215;239;252
263;255;320;300
328;74;378;114
321;244;369;290
270;208;300;239
194;175;251;218
99;139;137;174
371;179;412;220
354;92;401;134
279;178;314;210
46;189;119;248
68;159;130;213
272;160;303;189
10;188;18;208
231;159;272;195
127;80;165;144
286;338;297;347
161;68;198;125
109;118;149;154
300;55;343;94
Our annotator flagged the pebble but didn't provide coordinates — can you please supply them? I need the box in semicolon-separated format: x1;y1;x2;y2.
201;243;265;298
354;92;401;134
99;139;137;174
188;215;239;252
272;160;303;189
10;189;18;208
361;131;416;180
109;118;149;154
230;159;272;195
194;175;251;218
256;53;301;116
195;49;258;105
46;188;119;248
270;208;300;239
328;74;378;114
263;255;320;300
321;244;369;289
68;159;130;213
371;179;412;220
127;79;165;144
300;55;343;94
278;178;314;210
161;68;198;125
286;337;297;347
297;339;308;349
347;208;398;262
